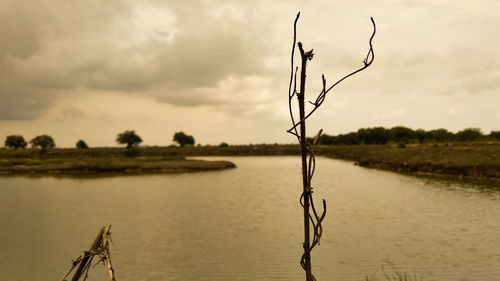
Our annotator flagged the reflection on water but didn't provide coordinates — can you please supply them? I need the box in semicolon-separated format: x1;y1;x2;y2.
0;156;499;281
416;175;500;197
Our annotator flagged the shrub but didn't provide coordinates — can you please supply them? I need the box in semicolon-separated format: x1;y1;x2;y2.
490;130;500;140
4;135;27;149
455;127;483;142
116;130;142;148
76;140;89;149
30;135;55;149
173;132;195;147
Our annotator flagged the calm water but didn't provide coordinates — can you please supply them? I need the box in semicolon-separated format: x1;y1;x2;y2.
1;156;499;281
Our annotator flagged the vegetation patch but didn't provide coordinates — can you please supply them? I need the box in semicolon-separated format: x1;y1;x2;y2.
0;151;235;176
0;143;498;181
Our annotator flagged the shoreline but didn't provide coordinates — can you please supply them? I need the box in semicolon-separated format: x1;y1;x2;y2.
0;156;236;176
1;143;498;182
313;144;500;183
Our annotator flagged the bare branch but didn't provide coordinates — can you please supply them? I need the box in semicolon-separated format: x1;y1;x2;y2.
288;13;375;281
288;12;301;141
288;17;376;134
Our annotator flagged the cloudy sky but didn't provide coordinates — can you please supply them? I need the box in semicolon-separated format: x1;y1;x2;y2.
1;0;499;147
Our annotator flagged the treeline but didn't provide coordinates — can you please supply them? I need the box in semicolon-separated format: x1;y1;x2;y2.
308;127;500;145
3;130;196;150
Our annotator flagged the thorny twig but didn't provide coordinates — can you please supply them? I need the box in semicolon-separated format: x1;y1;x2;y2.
287;12;376;281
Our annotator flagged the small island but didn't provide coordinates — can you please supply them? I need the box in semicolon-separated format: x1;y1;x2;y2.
0;148;235;176
0;157;235;176
0;131;236;176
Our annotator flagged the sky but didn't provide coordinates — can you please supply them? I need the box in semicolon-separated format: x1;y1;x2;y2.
1;0;499;147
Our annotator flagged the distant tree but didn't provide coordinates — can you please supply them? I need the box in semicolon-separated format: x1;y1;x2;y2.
336;132;359;145
219;142;229;147
173;131;195;147
414;129;426;144
30;135;55;149
317;134;335;145
426;128;454;143
356;128;370;144
357;127;388;145
76;140;89;149
490;130;500;140
389;126;415;144
4;135;27;149
116;130;142;148
371;127;389;144
455;127;483;142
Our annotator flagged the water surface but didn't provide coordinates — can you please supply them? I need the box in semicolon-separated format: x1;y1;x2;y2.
0;156;499;281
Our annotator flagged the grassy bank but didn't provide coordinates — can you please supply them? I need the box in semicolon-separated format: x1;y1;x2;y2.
1;143;499;180
0;150;235;175
0;145;300;158
314;143;500;181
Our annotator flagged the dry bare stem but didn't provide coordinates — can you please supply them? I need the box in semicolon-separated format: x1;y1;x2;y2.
287;12;376;281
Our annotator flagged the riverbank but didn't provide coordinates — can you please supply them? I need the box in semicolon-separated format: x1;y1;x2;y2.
0;153;235;175
1;143;498;180
314;143;500;182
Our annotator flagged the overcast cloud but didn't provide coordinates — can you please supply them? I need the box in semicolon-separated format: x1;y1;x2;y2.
0;0;499;146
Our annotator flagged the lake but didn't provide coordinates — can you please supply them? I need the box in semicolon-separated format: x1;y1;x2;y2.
1;156;499;281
